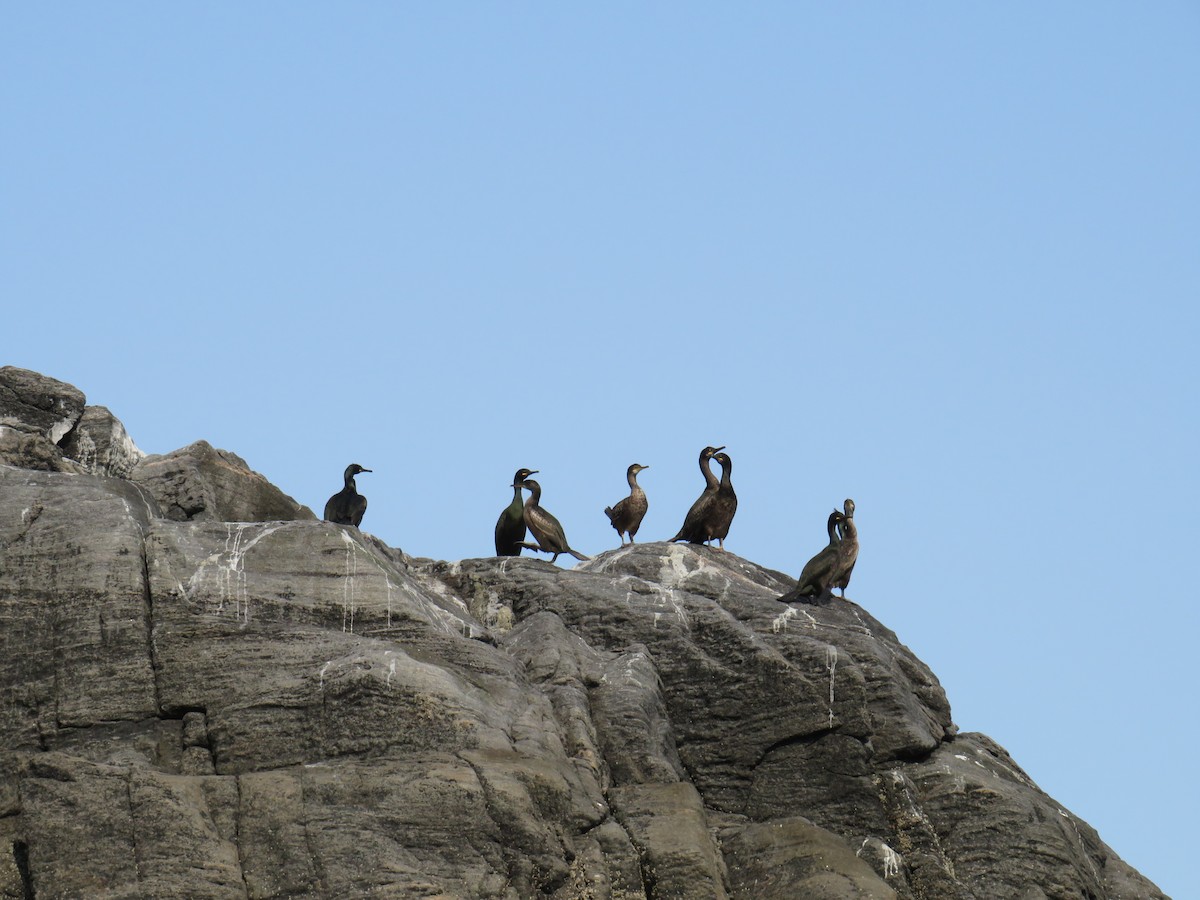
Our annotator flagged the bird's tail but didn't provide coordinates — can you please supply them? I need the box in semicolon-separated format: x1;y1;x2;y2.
778;585;817;604
603;506;616;523
567;548;591;561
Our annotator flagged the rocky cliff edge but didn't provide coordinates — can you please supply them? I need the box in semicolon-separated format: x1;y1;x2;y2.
0;368;1166;899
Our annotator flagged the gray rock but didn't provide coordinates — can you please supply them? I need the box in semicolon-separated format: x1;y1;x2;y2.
60;404;144;477
0;468;159;750
131;439;315;523
0;369;143;477
720;816;898;899
0;426;81;473
609;782;729;899
0;367;85;444
0;462;1169;900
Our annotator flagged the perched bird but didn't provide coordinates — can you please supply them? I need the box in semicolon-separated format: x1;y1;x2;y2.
707;451;737;549
519;479;590;563
832;498;858;597
670;445;724;544
778;510;845;604
495;467;538;556
324;464;371;527
604;463;650;546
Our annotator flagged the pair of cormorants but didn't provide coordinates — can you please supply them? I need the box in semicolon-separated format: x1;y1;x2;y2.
324;463;371;527
669;445;737;548
778;499;858;604
494;468;589;563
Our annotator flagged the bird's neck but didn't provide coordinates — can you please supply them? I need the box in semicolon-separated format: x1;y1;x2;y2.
701;457;719;488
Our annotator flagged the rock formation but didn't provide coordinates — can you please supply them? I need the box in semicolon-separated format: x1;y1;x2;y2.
0;370;1167;899
131;440;315;524
59;404;144;479
0;366;89;474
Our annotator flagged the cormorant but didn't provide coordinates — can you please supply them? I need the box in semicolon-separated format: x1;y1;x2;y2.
832;498;858;597
518;479;590;563
707;451;737;549
669;445;724;544
604;463;649;546
778;510;844;604
495;467;538;556
324;464;371;527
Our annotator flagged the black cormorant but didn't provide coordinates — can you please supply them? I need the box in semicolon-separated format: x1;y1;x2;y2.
518;479;590;563
324;464;371;527
604;463;649;546
669;445;724;544
707;451;737;549
495;467;538;556
778;510;844;604
832;499;858;597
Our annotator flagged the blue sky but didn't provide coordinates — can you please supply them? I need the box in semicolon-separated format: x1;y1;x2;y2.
4;5;1197;896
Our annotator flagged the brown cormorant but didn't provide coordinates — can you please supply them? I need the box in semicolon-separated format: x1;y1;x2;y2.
604;463;649;546
708;451;737;549
778;510;844;604
495;467;538;556
669;445;724;544
324;464;371;527
518;479;590;563
832;498;858;597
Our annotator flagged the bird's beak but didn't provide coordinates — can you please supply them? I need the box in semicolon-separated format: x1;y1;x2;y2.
713;446;726;453
362;468;373;473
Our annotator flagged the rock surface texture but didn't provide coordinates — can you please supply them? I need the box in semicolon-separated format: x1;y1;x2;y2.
0;371;1168;899
131;440;315;524
0;367;88;474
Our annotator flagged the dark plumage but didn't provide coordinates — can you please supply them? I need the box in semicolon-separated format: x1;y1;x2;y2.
707;451;737;549
778;510;844;604
495;467;538;556
604;463;649;546
669;445;724;544
323;464;371;527
519;479;590;563
832;498;858;597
